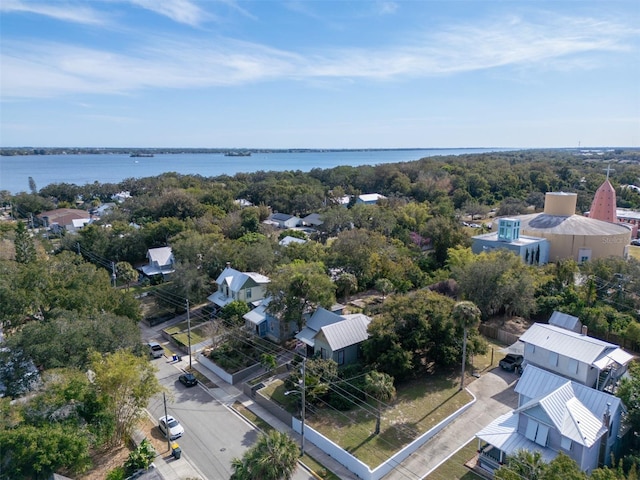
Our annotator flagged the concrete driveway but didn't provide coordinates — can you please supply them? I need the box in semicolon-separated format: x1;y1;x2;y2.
382;367;520;480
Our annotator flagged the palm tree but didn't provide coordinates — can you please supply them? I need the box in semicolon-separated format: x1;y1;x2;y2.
230;430;299;480
452;300;481;391
364;371;396;435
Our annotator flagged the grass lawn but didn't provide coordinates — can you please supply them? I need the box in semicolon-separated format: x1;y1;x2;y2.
231;401;341;480
262;373;473;469
629;245;640;260
425;440;485;480
471;337;509;374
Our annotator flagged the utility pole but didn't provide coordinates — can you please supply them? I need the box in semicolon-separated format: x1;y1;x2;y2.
111;261;117;288
163;392;170;451
187;299;192;369
301;357;306;456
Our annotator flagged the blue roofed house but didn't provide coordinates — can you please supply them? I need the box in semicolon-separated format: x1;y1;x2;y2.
140;247;175;278
475;317;634;476
295;307;371;365
207;263;270;311
476;364;625;475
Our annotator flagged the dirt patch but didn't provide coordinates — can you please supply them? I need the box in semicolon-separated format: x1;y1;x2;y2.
77;418;172;479
484;315;532;335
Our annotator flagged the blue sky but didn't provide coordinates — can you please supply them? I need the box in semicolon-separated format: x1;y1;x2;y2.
1;0;639;149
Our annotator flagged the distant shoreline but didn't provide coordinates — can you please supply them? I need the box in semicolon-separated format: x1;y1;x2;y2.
0;147;509;156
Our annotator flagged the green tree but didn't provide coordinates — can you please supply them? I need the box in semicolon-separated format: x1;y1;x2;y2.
364;371;396;435
219;300;251;326
267;261;336;331
0;423;92;479
335;272;358;302
494;449;546;480
453;301;481;390
374;278;394;300
89;350;162;446
14;221;36;264
116;261;138;290
423;216;470;267
230;430;299;480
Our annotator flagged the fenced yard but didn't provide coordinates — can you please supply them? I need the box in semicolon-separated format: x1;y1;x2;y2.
261;373;473;469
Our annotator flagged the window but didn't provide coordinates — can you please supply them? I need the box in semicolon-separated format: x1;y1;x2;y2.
561;436;572;451
320;348;327;360
568;358;579;374
337;350;345;365
525;419;538;441
246;288;252;299
525;419;549;447
549;352;559;367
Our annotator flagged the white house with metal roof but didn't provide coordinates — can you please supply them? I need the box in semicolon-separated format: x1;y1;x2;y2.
140;247;175;277
207;264;270;310
476;364;624;475
519;323;633;392
295;307;371;365
356;193;386;205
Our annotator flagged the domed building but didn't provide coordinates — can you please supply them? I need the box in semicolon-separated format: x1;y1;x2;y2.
473;191;631;263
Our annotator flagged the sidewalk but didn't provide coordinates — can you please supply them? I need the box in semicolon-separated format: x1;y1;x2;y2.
190;357;360;480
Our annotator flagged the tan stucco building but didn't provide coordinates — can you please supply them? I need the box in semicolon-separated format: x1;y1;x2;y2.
503;192;631;263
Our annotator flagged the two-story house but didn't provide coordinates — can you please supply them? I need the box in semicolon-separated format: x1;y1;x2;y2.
476;364;625;475
207;264;270;311
140;246;175;278
518;323;633;392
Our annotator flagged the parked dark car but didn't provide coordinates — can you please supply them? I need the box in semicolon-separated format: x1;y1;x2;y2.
179;373;198;387
499;354;524;373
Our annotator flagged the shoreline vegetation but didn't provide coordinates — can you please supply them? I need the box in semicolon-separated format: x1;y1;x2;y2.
0;146;509;156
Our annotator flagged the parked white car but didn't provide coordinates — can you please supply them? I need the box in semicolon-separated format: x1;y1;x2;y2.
159;415;184;440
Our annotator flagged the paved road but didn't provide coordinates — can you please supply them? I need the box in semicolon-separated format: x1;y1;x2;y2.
148;358;258;479
144;326;317;480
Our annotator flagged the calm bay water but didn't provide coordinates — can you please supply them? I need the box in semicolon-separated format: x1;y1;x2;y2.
0;148;513;194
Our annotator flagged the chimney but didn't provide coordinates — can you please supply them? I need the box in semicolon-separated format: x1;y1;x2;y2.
603;402;611;427
226;262;231;269
581;325;588;336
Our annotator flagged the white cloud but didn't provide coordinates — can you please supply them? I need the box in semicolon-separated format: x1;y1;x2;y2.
126;0;210;26
0;0;106;25
1;13;636;99
375;2;398;15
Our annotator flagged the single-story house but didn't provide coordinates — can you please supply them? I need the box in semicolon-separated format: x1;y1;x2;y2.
37;208;90;230
279;236;307;247
302;213;323;228
295;307;371;365
356;193;386;205
268;213;301;229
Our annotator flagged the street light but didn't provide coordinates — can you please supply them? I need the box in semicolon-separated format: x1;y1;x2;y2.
284;358;306;456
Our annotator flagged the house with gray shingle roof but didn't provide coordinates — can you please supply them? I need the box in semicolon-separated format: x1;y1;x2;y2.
475;364;625;475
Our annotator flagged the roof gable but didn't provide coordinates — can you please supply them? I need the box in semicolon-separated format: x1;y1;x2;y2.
215;266;270;291
148;247;173;266
515;365;621;446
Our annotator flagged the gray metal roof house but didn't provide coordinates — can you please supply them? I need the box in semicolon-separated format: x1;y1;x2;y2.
519;323;633;392
476;364;625;475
